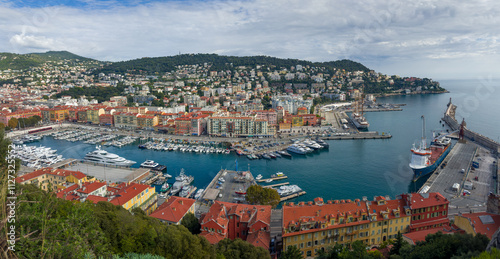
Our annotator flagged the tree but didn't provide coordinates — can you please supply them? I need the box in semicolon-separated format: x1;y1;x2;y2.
215;238;270;259
245;185;280;208
390;231;408;256
8;117;18;129
474;248;500;259
281;245;302;259
42;95;49;100
181;212;201;234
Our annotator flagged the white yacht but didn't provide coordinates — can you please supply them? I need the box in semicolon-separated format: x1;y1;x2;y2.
171;169;194;195
83;146;136;167
287;144;307;155
275;185;302;197
140;160;159;168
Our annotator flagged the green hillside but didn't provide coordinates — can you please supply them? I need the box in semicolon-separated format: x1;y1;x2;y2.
0;51;99;71
95;53;370;75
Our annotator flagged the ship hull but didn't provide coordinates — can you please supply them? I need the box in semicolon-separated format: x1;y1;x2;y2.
350;114;369;129
412;144;451;181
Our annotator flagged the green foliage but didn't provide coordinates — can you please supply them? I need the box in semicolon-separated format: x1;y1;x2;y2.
281;245;302;259
318;241;379;259
215;238;270;259
181;212;201;234
390;231;408;256
7;117;18;129
95;53;369;75
317;59;370;72
15;185;111;258
473;248;500;259
402;232;489;259
0;51;99;70
245;185;280;208
261;95;272;110
17;115;42;128
55;84;127;103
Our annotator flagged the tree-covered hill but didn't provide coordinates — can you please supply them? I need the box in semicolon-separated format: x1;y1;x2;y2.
95;53;370;75
0;51;100;70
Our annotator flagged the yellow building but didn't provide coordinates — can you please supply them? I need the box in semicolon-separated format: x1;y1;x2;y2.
109;182;158;215
114;112;139;128
86;107;105;124
137;114;159;128
291;116;304;127
282;196;411;258
15;168;89;191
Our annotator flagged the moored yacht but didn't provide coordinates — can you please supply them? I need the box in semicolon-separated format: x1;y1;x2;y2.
83;146;136;167
140;160;159;168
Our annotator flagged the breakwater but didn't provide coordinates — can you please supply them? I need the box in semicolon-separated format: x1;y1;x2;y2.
443;99;500;154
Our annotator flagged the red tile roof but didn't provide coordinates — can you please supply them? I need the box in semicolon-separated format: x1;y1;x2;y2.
247;230;270;250
459;212;500;239
150;196;195;223
200;231;225;244
77;181;106;194
15;168;87;183
406;193;449;209
109;183;152;206
403;226;460;245
56;184;79;199
86;195;109;204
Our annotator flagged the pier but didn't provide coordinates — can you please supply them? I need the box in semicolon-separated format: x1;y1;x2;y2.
201;169;254;203
280;191;307;201
442;99;500;153
418;100;500;216
256;176;288;183
418;142;476;195
262;182;290;188
321;131;391;140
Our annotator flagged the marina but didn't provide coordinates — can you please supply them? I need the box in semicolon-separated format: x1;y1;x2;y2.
13;80;499;205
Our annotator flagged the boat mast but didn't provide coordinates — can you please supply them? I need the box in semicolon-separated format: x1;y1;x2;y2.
421;115;426;149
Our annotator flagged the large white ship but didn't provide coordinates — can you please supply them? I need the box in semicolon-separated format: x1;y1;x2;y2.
350;112;370;129
83;146;136;167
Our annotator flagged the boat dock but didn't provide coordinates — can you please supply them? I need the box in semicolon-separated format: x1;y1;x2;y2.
144;173;161;185
256;176;288;183
262;182;290;188
65;162;151;183
280;191;307;201
321;131;391;140
418;141;498;215
201;169;254;203
418;142;476;195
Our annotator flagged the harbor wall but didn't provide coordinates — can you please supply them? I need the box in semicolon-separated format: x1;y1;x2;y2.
443;101;500;154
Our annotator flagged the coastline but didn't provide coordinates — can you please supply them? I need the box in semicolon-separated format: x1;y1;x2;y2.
374;90;449;98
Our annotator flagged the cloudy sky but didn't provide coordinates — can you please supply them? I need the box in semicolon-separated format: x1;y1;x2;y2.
1;0;499;79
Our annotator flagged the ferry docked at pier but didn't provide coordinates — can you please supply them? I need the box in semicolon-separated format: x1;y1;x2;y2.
409;116;452;180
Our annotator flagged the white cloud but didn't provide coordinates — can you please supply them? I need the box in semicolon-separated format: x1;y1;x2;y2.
0;0;499;78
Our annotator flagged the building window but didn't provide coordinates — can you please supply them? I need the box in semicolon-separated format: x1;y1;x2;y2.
307;242;312;247
307;251;312;257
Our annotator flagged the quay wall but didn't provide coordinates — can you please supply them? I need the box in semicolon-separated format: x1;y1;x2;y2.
443;101;500;154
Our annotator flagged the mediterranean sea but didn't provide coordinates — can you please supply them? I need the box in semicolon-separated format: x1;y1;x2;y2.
26;79;500;203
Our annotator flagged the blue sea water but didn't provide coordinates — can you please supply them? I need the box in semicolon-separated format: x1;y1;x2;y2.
26;79;500;202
